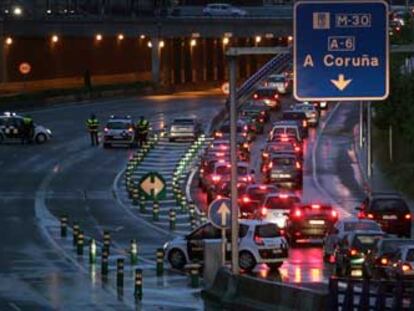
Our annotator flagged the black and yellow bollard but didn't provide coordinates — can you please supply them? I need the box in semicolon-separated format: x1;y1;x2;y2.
190;264;200;288
101;248;109;276
60;215;68;237
72;222;80;246
156;248;164;276
191;216;197;230
134;269;143;301
169;209;176;231
89;238;97;264
200;211;207;224
152;201;160;221
130;239;138;265
180;198;187;212
116;258;124;288
139;195;146;213
77;230;84;256
132;187;139;206
103;230;111;254
175;192;182;206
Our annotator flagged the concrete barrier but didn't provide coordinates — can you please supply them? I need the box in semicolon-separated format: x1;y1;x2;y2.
202;268;329;311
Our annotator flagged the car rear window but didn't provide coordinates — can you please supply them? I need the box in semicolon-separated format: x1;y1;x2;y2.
344;222;381;232
371;199;409;213
266;196;300;210
283;112;307;120
248;186;276;200
216;166;248;175
256;89;276;97
272;157;295;166
381;240;414;254
255;223;281;238
107;122;129;129
353;234;383;250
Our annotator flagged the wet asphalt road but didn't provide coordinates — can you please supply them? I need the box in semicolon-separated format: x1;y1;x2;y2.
0;89;371;309
0;91;223;310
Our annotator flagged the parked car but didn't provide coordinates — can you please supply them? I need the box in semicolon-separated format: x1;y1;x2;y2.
202;3;247;17
164;220;289;272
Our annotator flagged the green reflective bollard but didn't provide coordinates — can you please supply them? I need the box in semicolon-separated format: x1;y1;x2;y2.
89;238;97;264
191;217;197;230
130;239;138;265
156;248;164;276
134;269;143;300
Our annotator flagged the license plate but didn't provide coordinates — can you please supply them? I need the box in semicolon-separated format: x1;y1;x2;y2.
351;269;363;277
383;215;397;220
309;220;325;225
272;249;282;254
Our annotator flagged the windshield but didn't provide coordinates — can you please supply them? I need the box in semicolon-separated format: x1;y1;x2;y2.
107;122;130;129
255;223;281;237
371;199;409;213
353;234;383;251
272;157;295;166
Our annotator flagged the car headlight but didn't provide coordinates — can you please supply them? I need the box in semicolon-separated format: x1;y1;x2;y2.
163;242;169;250
46;129;52;136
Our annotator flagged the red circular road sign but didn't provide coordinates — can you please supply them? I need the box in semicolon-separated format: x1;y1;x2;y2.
19;62;31;75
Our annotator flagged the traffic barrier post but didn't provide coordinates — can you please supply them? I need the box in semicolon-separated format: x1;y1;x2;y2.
190;264;200;288
76;230;84;256
89;238;97;264
116;258;124;288
132;187;139;206
103;230;111;254
72;222;80;247
101;248;109;276
139;195;146;213
156;248;164;276
134;269;143;301
60;215;68;237
153;201;160;221
130;239;138;265
169;209;176;230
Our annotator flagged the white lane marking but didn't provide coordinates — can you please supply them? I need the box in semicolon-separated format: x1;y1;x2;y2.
312;102;351;218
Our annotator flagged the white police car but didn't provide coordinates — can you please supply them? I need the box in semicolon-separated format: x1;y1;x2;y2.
0;112;52;144
103;115;136;148
164;220;289;272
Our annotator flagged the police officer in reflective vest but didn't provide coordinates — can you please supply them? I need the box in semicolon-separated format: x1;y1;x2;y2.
86;114;99;146
22;115;34;144
136;116;149;147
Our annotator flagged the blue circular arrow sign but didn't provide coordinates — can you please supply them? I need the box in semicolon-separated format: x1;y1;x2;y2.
208;198;232;229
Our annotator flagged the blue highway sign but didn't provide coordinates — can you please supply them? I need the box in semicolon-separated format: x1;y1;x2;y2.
294;1;389;101
208;198;231;229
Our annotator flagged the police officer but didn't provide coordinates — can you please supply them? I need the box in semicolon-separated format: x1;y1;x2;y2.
86;113;99;146
22;115;34;144
136;116;150;147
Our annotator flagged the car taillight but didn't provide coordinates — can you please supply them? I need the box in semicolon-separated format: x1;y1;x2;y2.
241;196;250;203
293;209;302;218
350;249;358;256
367;213;374;219
296;162;301;169
260;207;267;217
405;213;411;220
261;111;266;116
263;152;269;158
212;175;221;183
311;204;321;209
104;127;109;133
295;146;301;152
402;263;412;272
215;132;223;138
128;127;134;133
284;82;288;88
303;120;308;127
254;235;264;246
253;94;258;99
331;210;338;219
380;257;389;265
200;169;204;173
274;94;279;99
357;211;365;219
242;132;247;137
279;194;288;199
259;118;264;123
243;142;249;148
268;162;273;169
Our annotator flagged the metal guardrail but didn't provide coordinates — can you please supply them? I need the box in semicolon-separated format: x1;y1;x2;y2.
329;276;414;310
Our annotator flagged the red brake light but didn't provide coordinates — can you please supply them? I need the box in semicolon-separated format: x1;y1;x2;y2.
242;132;247;137
281;137;289;142
254;235;264;246
284;82;288;88
212;175;221;183
253;94;258;99
350;249;358;256
367;213;374;219
405;213;411;220
260;207;267;217
268;162;273;169
402;263;412;272
293;209;302;218
217;195;222;200
295;146;301;152
259;185;267;190
279;194;289;199
128;127;134;133
274;94;279;99
380;257;389;265
311;204;321;209
331;210;338;218
200;169;204;173
241;196;251;203
263;152;269;158
303;120;308;127
215;132;223;138
296;162;301;169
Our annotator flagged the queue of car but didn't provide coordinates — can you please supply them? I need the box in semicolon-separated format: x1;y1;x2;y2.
164;69;414;280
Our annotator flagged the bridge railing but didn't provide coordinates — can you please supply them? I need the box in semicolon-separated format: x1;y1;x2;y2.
328;276;414;310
